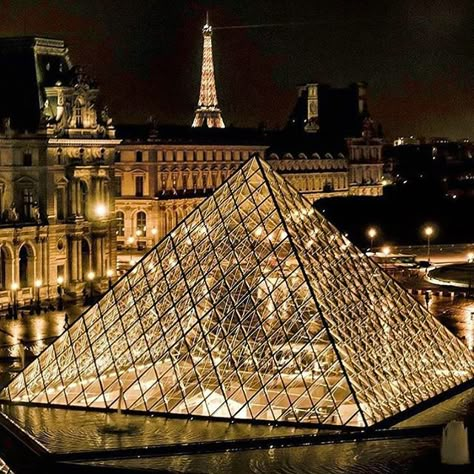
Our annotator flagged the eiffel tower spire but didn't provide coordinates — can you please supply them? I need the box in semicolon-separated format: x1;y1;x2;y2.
192;14;225;128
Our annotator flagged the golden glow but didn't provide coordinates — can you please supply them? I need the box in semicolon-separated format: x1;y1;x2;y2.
87;271;95;281
95;203;107;218
3;157;473;430
106;269;114;278
424;226;434;237
382;246;391;256
367;228;377;239
11;282;19;291
151;227;158;236
136;229;143;237
57;276;64;285
127;236;135;245
35;279;42;288
467;253;474;263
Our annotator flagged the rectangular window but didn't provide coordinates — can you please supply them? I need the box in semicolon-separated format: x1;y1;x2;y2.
114;176;122;197
114;150;121;162
23;152;32;166
23;188;34;219
56;188;65;220
135;176;144;197
136;151;143;162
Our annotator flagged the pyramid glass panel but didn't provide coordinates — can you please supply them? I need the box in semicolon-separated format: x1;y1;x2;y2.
2;157;473;427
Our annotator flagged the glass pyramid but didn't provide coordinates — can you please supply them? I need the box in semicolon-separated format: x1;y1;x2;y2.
2;157;473;427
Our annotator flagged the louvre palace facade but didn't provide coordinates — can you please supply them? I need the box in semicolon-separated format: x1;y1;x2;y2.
0;37;118;303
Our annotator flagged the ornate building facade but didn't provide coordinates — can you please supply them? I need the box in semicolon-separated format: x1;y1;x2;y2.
114;126;268;262
0;37;118;304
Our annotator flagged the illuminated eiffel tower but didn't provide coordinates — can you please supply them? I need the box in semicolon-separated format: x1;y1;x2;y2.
192;14;225;128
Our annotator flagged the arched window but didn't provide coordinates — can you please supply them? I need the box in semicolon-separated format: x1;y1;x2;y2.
136;211;147;236
19;244;34;287
116;211;125;236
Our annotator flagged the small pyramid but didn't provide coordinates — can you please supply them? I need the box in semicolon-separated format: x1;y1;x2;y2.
2;157;473;427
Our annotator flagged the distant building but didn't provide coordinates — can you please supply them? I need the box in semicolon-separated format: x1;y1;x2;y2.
266;82;385;200
384;140;474;197
0;37;118;304
114;125;269;263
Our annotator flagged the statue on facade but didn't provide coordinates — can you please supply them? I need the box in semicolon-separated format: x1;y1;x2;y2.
4;203;19;223
362;116;376;140
101;106;113;127
32;201;41;223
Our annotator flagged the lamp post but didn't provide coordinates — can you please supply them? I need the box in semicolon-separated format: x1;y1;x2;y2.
382;246;391;272
86;271;95;304
56;276;64;310
34;279;42;314
136;229;142;250
424;226;433;264
11;282;18;319
127;236;135;267
367;227;377;253
151;227;158;246
106;269;114;290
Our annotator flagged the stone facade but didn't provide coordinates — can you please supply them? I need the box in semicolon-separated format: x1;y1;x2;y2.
114;140;267;263
0;37;118;305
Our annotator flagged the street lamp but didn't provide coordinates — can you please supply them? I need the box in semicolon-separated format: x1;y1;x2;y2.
34;279;42;314
87;271;95;304
367;227;377;252
424;226;434;264
106;269;114;290
57;276;64;310
95;203;107;219
382;246;391;271
127;236;135;266
151;227;158;246
11;282;18;319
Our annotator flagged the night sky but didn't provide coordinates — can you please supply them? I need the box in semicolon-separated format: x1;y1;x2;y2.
2;0;473;139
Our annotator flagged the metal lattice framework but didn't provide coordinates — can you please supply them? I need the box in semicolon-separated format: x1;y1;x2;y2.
192;18;225;128
2;157;473;427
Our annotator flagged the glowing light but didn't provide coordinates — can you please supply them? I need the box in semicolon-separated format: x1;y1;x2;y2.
11;282;18;291
382;246;391;256
136;229;143;237
95;203;107;218
106;269;114;278
367;228;377;239
127;236;135;245
424;226;433;237
151;227;158;236
35;279;42;288
57;276;64;285
467;253;474;263
87;271;95;281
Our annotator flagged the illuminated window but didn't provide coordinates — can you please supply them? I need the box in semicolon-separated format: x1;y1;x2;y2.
116;211;124;236
136;211;146;236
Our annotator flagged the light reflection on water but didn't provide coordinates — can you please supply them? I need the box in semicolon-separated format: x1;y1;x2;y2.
83;437;456;474
0;403;314;454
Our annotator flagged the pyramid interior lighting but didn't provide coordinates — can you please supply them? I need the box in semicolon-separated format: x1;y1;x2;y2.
2;157;473;428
